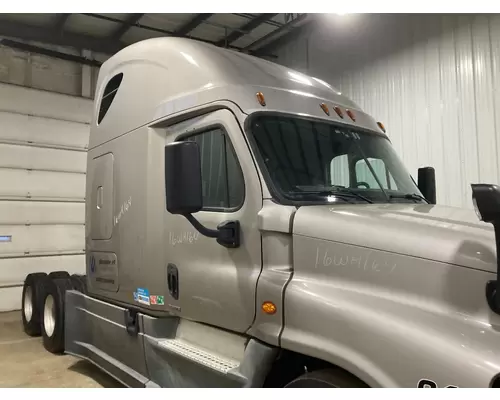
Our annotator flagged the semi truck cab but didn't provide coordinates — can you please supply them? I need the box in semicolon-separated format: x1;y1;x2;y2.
19;36;500;388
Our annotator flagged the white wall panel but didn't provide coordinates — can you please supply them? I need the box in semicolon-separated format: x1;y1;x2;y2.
0;201;84;225
275;14;500;209
0;111;89;150
0;225;84;258
0;169;85;201
0;83;91;310
0;82;92;123
0;287;25;313
439;16;464;207
0;144;86;173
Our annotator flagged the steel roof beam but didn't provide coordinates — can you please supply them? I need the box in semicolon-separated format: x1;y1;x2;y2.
0;38;102;67
54;13;72;35
216;13;278;47
0;18;122;54
175;14;213;36
244;13;313;53
0;17;278;59
110;13;144;41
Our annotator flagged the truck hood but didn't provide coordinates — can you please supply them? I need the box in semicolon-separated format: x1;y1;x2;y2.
293;203;497;273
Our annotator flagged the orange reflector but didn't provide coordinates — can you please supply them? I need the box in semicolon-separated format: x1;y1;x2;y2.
320;103;330;116
377;121;386;133
333;106;344;119
256;92;266;107
262;301;277;315
346;109;356;121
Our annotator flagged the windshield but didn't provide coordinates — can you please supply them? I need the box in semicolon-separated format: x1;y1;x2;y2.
250;115;424;204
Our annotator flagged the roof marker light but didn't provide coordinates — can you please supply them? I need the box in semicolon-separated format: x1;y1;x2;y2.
377;121;386;133
334;106;344;119
320;103;330;116
256;92;266;107
346;109;356;121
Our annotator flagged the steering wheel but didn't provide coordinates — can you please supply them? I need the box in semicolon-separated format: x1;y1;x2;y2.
355;181;370;189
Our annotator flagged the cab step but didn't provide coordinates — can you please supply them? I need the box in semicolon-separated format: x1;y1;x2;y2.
157;338;239;374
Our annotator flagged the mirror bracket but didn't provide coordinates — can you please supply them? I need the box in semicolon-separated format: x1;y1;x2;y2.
184;214;240;248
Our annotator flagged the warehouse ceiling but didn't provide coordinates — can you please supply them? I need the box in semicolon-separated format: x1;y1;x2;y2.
0;13;316;65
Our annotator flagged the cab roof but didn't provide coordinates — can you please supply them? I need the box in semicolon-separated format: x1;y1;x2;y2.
90;37;382;149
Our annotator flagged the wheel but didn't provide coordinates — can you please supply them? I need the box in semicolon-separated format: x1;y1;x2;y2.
48;271;70;279
41;277;74;354
70;274;87;294
21;272;48;336
284;368;369;388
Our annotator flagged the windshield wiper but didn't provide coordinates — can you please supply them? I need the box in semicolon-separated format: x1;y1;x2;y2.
329;187;373;204
389;193;429;203
295;186;373;204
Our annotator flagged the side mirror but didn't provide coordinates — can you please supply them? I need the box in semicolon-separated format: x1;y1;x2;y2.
417;167;436;204
471;183;500;315
164;140;240;248
471;184;500;223
164;141;203;215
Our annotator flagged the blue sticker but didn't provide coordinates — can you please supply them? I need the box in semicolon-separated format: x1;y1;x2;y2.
135;287;150;305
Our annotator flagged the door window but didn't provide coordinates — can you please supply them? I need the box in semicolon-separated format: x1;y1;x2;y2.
185;128;245;211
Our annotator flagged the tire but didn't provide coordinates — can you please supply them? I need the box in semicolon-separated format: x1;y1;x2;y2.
285;368;369;388
48;271;70;279
41;277;73;354
70;274;87;294
21;272;48;336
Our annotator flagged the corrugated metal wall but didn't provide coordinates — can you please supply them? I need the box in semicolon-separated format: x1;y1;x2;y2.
275;14;500;209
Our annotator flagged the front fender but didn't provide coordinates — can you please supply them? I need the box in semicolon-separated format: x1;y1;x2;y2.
282;235;500;388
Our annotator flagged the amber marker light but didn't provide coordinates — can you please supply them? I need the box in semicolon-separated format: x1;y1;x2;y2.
262;301;277;315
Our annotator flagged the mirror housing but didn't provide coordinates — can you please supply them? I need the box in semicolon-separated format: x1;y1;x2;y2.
417;167;436;204
164;140;240;248
164;141;203;215
471;183;500;315
471;184;500;223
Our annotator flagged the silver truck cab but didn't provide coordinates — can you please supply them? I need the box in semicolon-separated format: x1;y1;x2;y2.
61;37;500;388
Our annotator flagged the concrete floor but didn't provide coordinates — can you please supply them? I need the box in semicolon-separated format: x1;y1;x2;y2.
0;311;123;388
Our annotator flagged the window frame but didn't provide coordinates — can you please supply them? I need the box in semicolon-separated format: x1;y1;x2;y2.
175;124;246;213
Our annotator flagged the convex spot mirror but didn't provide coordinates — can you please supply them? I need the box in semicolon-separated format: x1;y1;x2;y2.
164;140;203;215
471;183;500;223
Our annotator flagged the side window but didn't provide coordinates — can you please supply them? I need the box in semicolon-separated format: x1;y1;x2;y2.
185;128;244;210
98;73;123;124
355;158;397;189
330;154;350;187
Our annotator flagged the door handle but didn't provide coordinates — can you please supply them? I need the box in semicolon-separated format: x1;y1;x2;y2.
96;186;103;210
167;263;179;300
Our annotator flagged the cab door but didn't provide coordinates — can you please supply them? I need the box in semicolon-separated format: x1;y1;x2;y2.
163;109;262;333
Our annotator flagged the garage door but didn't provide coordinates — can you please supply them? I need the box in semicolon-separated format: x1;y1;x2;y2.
0;83;92;311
